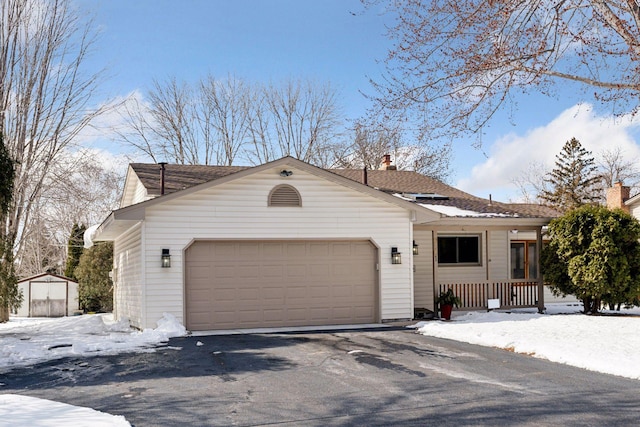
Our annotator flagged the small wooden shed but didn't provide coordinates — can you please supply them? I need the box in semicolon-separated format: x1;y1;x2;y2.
14;273;80;317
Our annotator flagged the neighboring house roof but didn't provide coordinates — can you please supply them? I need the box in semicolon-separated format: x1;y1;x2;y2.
128;161;557;219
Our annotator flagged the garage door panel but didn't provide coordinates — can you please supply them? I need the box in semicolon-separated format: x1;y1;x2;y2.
237;288;260;300
263;309;285;321
286;286;307;298
262;264;284;277
213;242;235;256
286;264;307;278
309;264;330;279
308;286;330;298
186;240;377;330
212;265;237;279
309;307;332;320
329;243;352;256
286;308;307;321
235;309;262;322
332;286;353;298
188;288;211;301
237;265;260;279
309;243;330;256
239;244;261;257
262;243;284;257
286;243;308;257
332;307;353;321
212;288;239;301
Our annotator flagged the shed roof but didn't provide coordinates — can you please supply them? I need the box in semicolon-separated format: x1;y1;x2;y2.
17;273;78;284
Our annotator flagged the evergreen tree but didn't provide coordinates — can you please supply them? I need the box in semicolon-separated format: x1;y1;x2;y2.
541;205;640;313
0;133;20;322
75;242;113;312
540;138;601;213
64;223;86;280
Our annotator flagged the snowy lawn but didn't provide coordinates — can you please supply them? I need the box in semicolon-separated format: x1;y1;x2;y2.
2;304;639;425
0;313;186;426
412;303;640;380
0;394;131;427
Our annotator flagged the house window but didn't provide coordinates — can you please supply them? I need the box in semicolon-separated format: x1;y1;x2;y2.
437;235;481;265
268;184;301;207
510;241;538;279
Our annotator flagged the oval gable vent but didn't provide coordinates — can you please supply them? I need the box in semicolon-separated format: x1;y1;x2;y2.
269;184;301;207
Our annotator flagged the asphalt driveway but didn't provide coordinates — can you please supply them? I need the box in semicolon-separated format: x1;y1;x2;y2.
2;328;639;426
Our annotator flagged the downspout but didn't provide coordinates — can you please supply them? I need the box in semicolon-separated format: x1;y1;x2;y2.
432;230;437;312
536;226;545;314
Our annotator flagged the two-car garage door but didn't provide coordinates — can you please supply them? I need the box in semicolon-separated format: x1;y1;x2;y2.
185;240;378;331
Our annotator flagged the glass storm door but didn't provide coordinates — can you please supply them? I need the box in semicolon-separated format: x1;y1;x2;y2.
511;242;525;279
510;241;538;279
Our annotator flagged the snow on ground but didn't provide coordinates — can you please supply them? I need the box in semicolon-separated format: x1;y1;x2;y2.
0;313;186;426
0;394;131;427
412;303;640;380
0;313;186;372
1;304;639;424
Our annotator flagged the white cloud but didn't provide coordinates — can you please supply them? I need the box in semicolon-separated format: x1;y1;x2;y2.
456;104;640;202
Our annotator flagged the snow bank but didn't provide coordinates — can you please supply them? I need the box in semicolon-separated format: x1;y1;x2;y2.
414;306;640;380
0;394;131;426
0;313;187;372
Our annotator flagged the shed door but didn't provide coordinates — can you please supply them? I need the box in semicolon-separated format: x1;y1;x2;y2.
185;240;378;331
31;281;67;317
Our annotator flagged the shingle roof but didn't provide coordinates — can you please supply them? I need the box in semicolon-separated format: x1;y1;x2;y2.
329;169;481;200
129;163;559;218
499;203;562;218
131;163;250;196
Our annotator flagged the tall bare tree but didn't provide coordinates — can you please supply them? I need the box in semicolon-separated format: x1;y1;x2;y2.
114;81;203;165
366;1;640;142
598;146;640;190
262;79;342;165
199;74;254;165
512;160;551;203
15;149;122;278
332;121;452;180
146;77;200;165
116;76;344;167
0;0;104;314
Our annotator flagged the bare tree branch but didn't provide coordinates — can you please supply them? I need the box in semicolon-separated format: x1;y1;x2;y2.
0;0;105;277
366;0;640;141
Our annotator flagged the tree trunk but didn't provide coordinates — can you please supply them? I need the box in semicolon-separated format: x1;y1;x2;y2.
0;305;9;323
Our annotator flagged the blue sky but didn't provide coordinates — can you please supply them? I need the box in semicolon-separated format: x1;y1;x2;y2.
78;0;640;202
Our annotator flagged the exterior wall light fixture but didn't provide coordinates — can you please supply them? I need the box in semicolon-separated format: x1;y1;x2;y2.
391;247;402;264
412;240;419;256
161;248;171;268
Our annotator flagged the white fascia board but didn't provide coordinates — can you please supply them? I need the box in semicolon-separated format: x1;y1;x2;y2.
427;216;552;228
93;204;145;241
625;193;640;207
